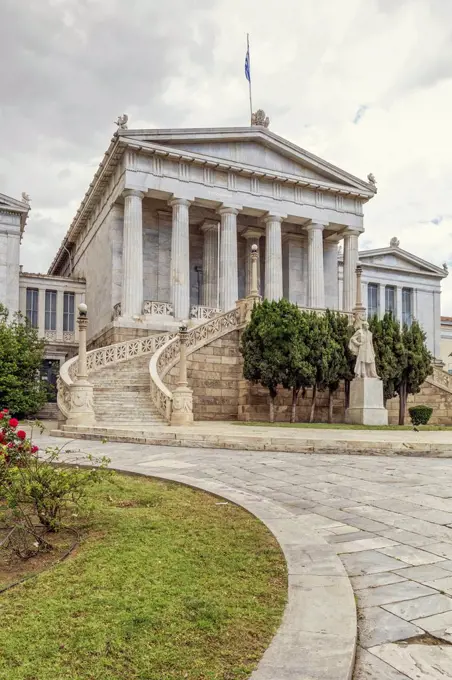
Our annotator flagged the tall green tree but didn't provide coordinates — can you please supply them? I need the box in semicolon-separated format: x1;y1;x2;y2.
280;308;315;423
0;304;47;417
302;312;334;423
398;320;432;425
321;310;355;422
369;312;405;405
240;299;292;422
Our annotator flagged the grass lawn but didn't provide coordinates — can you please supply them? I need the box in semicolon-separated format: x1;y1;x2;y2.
233;421;449;431
0;474;286;680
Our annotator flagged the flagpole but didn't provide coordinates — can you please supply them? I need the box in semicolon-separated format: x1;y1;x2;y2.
247;33;253;125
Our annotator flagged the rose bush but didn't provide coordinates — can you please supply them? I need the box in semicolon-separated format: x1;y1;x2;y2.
0;409;110;557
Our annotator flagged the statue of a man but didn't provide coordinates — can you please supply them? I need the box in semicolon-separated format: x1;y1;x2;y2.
349;321;379;378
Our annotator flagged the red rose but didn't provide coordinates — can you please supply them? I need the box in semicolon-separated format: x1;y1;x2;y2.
31;445;39;454
16;430;26;440
0;413;3;420
9;418;19;428
7;442;14;449
3;409;9;414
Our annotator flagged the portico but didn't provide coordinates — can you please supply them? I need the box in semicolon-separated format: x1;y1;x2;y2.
48;123;376;345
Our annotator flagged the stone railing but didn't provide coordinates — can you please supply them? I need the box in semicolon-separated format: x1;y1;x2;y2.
190;305;221;320
150;307;241;422
296;304;354;321
143;300;173;316
57;330;175;420
428;365;452;394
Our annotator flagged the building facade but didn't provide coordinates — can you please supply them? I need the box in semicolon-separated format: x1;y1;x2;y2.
47;124;377;347
0;123;448;378
339;238;447;359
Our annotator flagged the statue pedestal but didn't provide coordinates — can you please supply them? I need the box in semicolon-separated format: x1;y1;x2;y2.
345;378;388;426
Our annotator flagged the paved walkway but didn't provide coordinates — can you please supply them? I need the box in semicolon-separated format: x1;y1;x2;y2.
36;432;452;679
54;420;452;456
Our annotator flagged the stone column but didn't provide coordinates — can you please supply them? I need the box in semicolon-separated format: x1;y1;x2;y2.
218;206;239;311
67;303;95;426
396;286;403;324
56;290;64;340
242;228;263;296
343;229;360;312
170;325;193;426
169;198;191;320
38;288;46;337
122;189;144;318
323;239;340;310
283;234;304;306
264;215;283;301
200;219;219;308
306;222;326;309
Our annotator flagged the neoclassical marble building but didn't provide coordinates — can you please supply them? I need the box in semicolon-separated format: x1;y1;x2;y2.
47;124;376;347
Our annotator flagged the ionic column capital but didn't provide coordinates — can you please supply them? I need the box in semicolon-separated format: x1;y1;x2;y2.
241;227;264;241
263;214;284;225
343;228;361;238
200;219;219;233
218;205;240;216
168;197;192;208
306;221;328;232
123;189;145;200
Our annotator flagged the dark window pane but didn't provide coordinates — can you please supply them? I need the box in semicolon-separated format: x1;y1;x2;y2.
367;283;379;318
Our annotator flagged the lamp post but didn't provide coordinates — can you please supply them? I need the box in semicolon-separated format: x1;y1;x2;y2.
170;324;194;426
66;303;96;426
352;264;366;330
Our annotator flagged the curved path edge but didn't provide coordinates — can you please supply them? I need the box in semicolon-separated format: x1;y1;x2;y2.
110;462;358;680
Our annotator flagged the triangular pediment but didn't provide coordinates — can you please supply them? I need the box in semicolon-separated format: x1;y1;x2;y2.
118;127;375;196
0;192;29;213
359;247;447;277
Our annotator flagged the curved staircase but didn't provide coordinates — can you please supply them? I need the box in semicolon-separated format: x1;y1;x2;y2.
90;355;164;425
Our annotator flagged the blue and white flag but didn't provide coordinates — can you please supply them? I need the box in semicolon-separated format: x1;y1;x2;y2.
245;43;251;82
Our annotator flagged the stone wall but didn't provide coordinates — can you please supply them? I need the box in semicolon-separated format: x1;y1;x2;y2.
165;331;242;420
386;381;452;426
88;326;156;350
238;381;346;423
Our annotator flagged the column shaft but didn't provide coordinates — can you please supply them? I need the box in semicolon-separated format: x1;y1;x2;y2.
343;229;359;311
307;223;325;309
122;189;144;317
264;216;283;301
323;240;339;310
170;198;191;320
201;222;219;308
219;207;239;311
283;234;304;306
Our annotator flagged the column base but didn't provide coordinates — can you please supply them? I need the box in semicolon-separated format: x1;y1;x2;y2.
345;377;388;426
170;386;194;426
66;381;96;427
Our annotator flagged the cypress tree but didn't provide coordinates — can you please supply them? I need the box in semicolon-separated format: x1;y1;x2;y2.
398;320;433;425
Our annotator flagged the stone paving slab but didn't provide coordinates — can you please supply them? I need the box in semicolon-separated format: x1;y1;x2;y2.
368;643;452;679
33;432;452;679
382;594;452;621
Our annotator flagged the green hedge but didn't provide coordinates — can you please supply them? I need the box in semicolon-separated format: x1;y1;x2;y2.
408;405;433;426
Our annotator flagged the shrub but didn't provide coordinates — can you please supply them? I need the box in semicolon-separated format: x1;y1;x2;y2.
408;405;433;426
0;411;111;557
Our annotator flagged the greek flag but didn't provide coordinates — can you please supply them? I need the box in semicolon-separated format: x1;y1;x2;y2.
245;43;251;82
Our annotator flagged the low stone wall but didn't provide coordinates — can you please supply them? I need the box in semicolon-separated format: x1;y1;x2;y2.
387;381;452;425
88;326;156;350
238;381;346;423
165;331;242;420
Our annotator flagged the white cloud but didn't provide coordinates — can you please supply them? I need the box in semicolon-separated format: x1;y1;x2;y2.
2;0;451;309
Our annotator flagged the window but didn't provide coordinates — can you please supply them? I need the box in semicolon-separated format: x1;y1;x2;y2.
367;283;379;318
402;288;413;327
63;292;75;332
385;286;396;316
26;288;38;328
45;290;57;331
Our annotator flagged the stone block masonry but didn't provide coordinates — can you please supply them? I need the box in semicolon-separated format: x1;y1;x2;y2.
165;331;242;420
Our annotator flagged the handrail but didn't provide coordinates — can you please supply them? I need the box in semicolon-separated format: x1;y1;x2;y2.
149;307;242;422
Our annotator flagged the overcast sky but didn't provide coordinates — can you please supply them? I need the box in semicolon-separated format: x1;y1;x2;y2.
1;0;452;309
